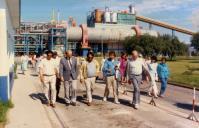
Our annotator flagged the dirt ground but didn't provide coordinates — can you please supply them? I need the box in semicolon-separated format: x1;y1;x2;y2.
0;123;5;128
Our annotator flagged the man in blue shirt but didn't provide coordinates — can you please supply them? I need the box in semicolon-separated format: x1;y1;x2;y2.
102;51;120;104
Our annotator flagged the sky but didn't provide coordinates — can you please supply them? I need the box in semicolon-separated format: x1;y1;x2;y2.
21;0;199;43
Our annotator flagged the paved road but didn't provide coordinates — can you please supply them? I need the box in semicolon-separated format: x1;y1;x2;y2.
138;81;199;117
6;69;199;128
32;69;199;128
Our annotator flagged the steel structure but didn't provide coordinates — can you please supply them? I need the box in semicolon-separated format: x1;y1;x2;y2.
14;6;196;55
136;15;195;35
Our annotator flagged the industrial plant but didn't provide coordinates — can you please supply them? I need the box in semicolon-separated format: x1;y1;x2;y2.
14;5;159;56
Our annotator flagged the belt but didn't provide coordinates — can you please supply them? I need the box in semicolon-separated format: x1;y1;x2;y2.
43;74;55;76
87;76;96;78
106;74;115;77
130;74;142;76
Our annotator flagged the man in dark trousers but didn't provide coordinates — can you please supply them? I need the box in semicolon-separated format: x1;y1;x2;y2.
53;51;61;100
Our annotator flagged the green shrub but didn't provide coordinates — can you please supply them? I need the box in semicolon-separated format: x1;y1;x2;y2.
14;63;18;79
0;100;14;122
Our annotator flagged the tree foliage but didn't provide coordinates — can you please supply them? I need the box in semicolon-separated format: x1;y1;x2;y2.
191;32;199;51
124;34;188;59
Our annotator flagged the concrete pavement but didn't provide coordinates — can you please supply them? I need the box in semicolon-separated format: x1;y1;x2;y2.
5;69;199;128
6;71;58;128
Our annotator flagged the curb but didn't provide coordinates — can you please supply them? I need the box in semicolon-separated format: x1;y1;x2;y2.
168;82;199;91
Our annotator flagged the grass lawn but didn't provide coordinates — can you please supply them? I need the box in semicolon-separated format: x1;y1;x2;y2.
95;56;199;88
167;60;199;88
0;101;14;127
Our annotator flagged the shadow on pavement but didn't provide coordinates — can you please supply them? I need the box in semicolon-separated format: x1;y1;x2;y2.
96;80;106;84
29;93;67;105
30;74;38;77
18;72;24;75
56;97;66;104
92;95;103;101
29;93;48;104
119;98;132;107
76;95;103;105
140;91;148;96
77;95;87;104
175;103;199;112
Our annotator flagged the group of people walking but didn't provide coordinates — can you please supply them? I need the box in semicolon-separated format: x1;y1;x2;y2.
35;49;169;109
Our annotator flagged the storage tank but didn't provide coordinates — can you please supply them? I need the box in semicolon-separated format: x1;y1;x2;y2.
95;9;102;23
67;27;159;42
111;12;117;23
104;11;111;23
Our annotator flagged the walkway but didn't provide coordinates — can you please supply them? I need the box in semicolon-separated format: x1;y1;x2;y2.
5;69;199;128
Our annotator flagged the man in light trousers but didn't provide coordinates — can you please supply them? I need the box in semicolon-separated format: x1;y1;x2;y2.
60;50;78;106
80;52;100;106
126;50;146;109
102;51;120;104
39;50;57;108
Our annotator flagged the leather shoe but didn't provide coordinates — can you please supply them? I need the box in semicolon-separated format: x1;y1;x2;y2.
51;104;56;108
87;102;91;106
71;102;77;106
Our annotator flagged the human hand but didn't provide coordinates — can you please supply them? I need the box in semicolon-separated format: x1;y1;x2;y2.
128;80;131;84
80;79;84;83
108;69;112;74
61;77;64;82
40;75;44;83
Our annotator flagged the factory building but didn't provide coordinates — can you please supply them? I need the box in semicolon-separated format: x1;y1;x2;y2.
0;0;20;101
14;5;158;56
86;6;138;54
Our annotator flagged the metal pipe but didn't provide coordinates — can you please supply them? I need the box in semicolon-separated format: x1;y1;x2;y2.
67;27;158;42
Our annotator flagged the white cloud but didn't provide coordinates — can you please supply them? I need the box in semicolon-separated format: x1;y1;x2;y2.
190;9;199;31
135;0;196;14
101;0;196;14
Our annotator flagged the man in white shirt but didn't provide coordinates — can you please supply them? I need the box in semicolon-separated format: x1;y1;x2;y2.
39;50;58;108
53;51;61;99
126;50;146;109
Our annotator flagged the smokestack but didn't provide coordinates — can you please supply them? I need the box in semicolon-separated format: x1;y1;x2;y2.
57;10;60;24
129;4;136;14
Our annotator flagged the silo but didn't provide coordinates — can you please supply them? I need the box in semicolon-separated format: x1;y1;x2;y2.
104;11;111;23
95;9;102;23
129;4;136;14
111;12;117;23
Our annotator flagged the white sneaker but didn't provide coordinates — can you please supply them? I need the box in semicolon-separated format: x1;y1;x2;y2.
65;99;71;104
103;97;107;102
148;92;152;96
134;104;139;109
114;100;120;104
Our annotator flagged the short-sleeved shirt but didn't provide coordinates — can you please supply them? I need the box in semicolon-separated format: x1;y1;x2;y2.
87;61;96;78
39;58;56;75
128;58;144;75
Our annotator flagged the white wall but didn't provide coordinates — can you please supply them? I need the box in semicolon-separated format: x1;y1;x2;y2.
0;0;15;101
0;0;15;71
